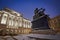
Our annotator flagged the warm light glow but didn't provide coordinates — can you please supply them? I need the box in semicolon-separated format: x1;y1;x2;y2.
15;20;18;26
1;14;8;24
1;10;31;29
19;22;22;27
9;19;12;26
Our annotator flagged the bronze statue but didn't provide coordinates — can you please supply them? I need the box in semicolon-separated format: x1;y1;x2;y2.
34;8;45;19
34;8;45;15
39;8;45;13
34;8;39;15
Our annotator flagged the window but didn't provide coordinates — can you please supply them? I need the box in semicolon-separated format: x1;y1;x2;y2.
19;17;22;27
25;22;26;28
27;23;30;28
11;19;14;26
15;20;18;27
19;20;22;27
1;14;7;24
23;21;26;28
8;17;14;27
9;18;11;26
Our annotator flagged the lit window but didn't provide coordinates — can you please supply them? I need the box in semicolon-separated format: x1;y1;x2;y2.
28;23;31;28
9;18;11;26
11;20;14;26
15;20;18;27
19;17;22;27
23;21;25;28
26;22;28;28
19;20;22;27
1;14;7;24
8;17;14;26
27;23;29;28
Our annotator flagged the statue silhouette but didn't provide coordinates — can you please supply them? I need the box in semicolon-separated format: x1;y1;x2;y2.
34;8;39;15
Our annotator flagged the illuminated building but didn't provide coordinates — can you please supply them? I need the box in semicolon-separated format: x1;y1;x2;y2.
0;8;32;35
49;15;60;34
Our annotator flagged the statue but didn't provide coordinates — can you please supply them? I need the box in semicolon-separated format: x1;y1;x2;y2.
34;8;39;15
33;8;45;19
38;8;45;16
39;8;45;13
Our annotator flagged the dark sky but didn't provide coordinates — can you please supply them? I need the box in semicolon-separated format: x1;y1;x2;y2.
0;0;60;20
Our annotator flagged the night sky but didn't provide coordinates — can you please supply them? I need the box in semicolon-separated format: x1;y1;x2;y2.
0;0;60;20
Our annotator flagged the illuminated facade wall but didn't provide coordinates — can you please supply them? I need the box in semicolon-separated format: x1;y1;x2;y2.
0;8;32;34
49;15;60;33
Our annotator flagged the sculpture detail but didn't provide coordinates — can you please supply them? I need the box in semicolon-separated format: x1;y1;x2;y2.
34;8;45;19
34;8;39;15
34;8;45;16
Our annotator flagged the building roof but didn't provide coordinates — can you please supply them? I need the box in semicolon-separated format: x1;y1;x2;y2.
0;8;31;21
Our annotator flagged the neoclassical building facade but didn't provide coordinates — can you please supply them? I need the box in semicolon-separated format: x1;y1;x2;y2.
0;8;32;35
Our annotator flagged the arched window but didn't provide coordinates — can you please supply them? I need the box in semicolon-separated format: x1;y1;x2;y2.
1;14;8;24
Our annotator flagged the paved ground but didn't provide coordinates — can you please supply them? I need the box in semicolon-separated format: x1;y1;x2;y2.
0;34;31;40
0;34;60;40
